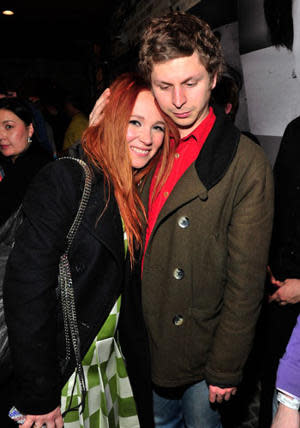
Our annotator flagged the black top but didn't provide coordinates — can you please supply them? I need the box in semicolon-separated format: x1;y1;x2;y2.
0;141;52;226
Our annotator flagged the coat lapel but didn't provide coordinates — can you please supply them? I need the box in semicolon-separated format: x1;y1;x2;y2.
84;175;124;267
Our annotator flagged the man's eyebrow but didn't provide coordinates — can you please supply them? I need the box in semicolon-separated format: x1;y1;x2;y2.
153;75;201;85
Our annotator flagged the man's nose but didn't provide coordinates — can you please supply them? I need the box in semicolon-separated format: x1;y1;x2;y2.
172;87;186;109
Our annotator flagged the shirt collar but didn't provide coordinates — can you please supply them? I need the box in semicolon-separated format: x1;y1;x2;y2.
180;107;215;143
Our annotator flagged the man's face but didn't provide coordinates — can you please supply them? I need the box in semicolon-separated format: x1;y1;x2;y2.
151;52;217;138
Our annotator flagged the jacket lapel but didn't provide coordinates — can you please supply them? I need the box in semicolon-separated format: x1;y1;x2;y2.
84;175;124;267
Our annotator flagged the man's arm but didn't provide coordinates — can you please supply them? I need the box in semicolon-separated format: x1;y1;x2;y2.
205;149;274;389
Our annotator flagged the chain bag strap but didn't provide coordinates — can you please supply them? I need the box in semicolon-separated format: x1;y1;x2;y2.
58;157;92;415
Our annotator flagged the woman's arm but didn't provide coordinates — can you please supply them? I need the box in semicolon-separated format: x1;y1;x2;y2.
3;159;84;415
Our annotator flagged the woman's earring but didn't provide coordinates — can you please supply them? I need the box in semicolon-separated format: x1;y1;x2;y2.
27;136;32;143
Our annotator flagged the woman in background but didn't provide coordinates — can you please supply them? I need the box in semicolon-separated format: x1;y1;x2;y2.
0;97;52;427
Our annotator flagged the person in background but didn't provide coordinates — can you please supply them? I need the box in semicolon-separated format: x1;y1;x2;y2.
62;93;89;153
0;97;52;227
271;314;300;428
18;78;57;158
0;96;52;427
210;65;242;122
211;66;260;145
3;72;178;428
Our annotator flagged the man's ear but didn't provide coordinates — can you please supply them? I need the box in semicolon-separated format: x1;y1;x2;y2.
211;74;217;90
225;103;233;115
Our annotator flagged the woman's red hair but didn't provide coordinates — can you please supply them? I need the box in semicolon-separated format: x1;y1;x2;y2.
82;72;179;265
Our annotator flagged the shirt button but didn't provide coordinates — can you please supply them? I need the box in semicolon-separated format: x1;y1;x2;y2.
173;315;184;326
175;153;180;159
164;191;169;198
173;268;184;280
178;216;190;228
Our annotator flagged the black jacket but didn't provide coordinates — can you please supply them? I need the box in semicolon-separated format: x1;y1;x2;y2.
3;158;153;427
0;140;52;226
269;116;300;280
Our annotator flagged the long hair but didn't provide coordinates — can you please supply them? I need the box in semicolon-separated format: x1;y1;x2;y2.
82;72;179;265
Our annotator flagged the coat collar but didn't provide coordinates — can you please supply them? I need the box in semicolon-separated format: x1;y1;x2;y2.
195;110;240;190
141;111;240;234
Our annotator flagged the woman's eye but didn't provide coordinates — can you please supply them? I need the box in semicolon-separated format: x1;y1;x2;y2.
129;119;141;127
5;124;13;130
153;125;165;132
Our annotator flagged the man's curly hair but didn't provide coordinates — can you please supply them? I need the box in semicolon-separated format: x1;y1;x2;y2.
138;12;224;83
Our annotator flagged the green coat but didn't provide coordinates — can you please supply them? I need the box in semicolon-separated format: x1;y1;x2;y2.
142;114;274;388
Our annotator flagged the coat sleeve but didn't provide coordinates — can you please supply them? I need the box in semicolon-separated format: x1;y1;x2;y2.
204;147;274;386
3;159;83;415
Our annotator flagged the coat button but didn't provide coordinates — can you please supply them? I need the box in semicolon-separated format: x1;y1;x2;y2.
178;216;190;228
173;267;184;280
173;315;184;326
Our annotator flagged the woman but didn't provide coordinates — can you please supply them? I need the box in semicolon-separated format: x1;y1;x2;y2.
0;97;52;227
3;72;178;427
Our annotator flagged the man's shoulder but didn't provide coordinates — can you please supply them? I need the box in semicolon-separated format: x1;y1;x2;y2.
237;132;270;165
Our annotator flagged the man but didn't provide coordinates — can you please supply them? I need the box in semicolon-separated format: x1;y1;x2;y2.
89;12;274;427
138;12;274;427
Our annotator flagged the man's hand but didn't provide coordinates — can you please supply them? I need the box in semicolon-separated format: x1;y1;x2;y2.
21;406;63;428
89;88;111;126
269;278;300;305
271;403;300;428
268;266;284;287
209;385;237;403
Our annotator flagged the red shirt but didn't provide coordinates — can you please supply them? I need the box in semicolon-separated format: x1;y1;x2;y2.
143;107;216;260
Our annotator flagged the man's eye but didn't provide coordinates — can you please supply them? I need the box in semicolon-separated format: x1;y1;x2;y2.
159;85;170;90
186;82;196;87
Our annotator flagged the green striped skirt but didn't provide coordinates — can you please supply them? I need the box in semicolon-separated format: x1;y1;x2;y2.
61;296;140;427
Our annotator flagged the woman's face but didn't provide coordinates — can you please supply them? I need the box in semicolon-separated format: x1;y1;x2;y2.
0;109;33;160
126;90;166;169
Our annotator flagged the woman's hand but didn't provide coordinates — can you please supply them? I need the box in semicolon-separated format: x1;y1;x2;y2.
21;406;63;428
89;88;111;126
271;403;300;428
